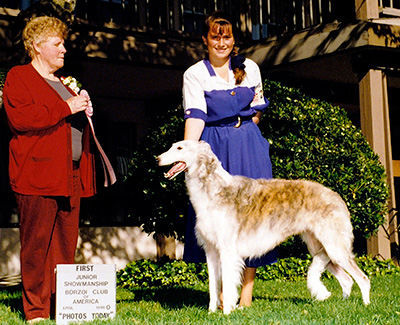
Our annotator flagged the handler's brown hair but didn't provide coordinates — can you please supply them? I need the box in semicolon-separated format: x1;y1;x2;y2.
203;11;246;85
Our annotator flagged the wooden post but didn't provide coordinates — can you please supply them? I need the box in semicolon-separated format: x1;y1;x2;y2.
358;69;398;260
155;233;176;260
355;0;379;20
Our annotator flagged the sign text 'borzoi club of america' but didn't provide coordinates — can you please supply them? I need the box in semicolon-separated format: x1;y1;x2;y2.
56;264;116;324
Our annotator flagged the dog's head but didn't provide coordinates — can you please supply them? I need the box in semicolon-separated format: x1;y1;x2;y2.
157;140;217;180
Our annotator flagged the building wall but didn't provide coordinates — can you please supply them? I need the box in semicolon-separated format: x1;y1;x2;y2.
0;226;184;280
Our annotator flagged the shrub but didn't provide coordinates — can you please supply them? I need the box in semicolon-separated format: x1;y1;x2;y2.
355;254;400;277
260;80;389;240
117;257;208;289
124;106;188;240
116;256;400;289
257;255;400;281
124;80;389;253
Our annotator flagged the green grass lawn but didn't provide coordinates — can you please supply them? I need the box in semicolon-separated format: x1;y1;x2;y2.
1;275;400;324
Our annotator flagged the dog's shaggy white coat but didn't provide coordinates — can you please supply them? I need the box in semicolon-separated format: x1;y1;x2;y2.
157;140;370;314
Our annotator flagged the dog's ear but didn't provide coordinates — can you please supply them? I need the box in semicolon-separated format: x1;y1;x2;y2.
197;142;218;180
198;141;213;153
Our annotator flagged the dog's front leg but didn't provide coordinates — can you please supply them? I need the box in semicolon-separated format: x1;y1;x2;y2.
220;251;243;314
205;246;221;312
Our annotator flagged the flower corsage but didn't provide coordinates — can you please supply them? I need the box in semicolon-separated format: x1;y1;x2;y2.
60;75;82;94
61;76;93;117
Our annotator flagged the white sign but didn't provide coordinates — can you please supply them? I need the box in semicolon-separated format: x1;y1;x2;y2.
56;264;116;324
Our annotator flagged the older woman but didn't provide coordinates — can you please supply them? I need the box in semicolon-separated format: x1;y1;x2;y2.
3;16;97;323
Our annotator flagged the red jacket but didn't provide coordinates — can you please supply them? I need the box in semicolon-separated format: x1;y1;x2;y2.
3;64;96;197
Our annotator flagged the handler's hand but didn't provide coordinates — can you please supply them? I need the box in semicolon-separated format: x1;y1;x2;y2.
66;95;90;115
80;89;93;117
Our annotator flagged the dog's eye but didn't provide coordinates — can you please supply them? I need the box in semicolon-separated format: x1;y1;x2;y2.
177;146;183;150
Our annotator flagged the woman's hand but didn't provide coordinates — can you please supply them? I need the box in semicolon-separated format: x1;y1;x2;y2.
66;89;93;116
252;111;263;125
80;89;93;117
66;95;90;115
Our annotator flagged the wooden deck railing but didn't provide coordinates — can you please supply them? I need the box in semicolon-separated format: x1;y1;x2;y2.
3;0;356;41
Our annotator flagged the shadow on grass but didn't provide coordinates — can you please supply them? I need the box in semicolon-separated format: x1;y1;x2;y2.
119;285;313;311
1;283;315;316
255;294;312;305
119;286;210;310
0;284;24;315
2;285;209;313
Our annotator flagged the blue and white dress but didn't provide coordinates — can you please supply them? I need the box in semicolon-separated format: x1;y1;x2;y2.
182;57;278;267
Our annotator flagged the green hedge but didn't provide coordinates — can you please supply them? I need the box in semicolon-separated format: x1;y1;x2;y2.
116;256;400;289
125;79;389;252
124;106;188;239
261;80;389;239
117;257;208;289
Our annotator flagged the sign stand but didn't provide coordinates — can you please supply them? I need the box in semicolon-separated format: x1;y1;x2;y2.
55;264;116;324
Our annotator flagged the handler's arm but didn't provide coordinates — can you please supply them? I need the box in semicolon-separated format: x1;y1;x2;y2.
252;111;263;125
4;68;71;132
184;118;205;141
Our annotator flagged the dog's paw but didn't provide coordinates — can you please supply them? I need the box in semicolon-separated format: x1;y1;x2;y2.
314;290;331;301
208;302;219;313
223;303;237;315
362;296;370;305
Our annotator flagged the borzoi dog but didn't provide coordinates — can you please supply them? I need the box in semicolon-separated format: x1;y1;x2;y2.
157;140;370;314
